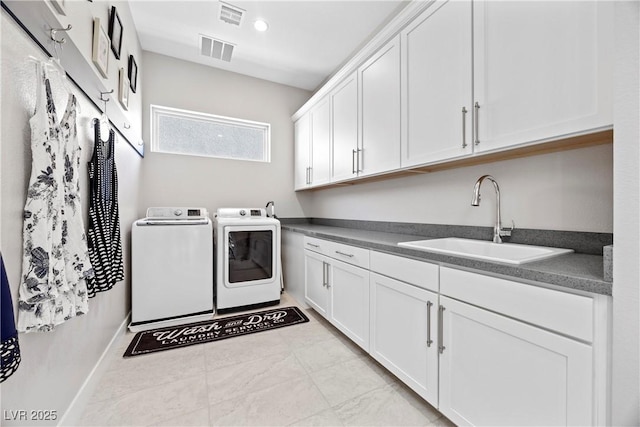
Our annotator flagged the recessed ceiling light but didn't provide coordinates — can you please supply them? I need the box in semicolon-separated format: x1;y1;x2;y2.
254;19;269;32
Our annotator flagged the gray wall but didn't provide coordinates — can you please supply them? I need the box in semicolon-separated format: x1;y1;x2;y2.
0;10;141;426
300;144;613;233
139;51;311;216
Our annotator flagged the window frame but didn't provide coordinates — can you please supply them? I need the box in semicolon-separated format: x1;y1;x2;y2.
150;104;271;163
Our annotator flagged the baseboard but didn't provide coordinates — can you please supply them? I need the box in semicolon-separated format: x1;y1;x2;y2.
57;312;131;426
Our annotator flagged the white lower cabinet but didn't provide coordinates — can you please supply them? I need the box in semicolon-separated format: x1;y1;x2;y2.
304;249;330;317
369;272;439;406
302;239;608;426
330;259;369;351
438;295;593;426
303;237;370;351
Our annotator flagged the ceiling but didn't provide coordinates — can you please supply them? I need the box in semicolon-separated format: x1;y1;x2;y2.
128;0;407;91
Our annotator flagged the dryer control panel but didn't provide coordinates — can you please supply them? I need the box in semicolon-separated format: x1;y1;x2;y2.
146;207;209;219
217;208;267;219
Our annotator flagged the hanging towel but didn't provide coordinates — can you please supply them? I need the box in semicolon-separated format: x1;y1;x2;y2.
1;254;21;382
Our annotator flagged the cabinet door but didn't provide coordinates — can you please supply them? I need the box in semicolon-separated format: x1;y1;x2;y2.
330;258;369;351
331;72;359;182
304;250;329;318
359;35;401;177
473;1;613;153
294;114;310;190
310;97;331;186
369;273;439;406
439;296;593;426
401;0;472;167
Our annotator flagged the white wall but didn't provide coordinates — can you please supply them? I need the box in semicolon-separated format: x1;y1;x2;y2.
302;144;613;233
0;10;141;426
139;52;311;216
611;1;640;425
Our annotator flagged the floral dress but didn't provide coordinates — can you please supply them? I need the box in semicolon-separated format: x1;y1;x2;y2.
17;62;94;333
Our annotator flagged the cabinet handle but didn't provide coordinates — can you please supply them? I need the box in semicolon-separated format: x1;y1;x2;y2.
322;261;327;287
335;250;354;258
474;102;480;145
352;149;357;174
305;167;309;185
438;305;446;354
324;262;330;288
426;301;433;347
306;242;320;249
461;107;468;148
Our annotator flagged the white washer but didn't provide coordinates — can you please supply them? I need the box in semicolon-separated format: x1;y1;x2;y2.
130;207;214;332
214;208;281;313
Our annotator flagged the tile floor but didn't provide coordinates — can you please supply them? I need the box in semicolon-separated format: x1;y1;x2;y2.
79;293;455;426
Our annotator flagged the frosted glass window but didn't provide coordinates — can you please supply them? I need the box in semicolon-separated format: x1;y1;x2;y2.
150;105;270;162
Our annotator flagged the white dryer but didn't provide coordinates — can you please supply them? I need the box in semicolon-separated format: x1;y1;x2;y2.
130;207;214;332
214;208;281;313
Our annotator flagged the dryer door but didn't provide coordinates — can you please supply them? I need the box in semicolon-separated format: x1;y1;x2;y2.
223;224;278;287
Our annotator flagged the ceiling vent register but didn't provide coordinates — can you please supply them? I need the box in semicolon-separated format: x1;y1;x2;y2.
219;2;244;26
200;35;235;62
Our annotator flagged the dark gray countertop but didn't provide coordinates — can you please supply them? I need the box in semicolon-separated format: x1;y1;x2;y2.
282;223;612;296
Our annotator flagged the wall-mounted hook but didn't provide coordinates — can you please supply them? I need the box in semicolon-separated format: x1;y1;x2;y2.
50;24;72;44
99;89;114;103
99;89;114;110
123;123;131;129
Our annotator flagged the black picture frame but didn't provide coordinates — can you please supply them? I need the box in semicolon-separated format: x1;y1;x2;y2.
128;55;138;93
108;6;123;59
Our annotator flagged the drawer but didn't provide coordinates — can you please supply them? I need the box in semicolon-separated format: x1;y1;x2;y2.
370;251;438;292
303;236;332;255
303;236;369;269
440;267;594;342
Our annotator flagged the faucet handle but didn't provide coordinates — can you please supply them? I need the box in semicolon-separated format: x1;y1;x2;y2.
500;220;515;237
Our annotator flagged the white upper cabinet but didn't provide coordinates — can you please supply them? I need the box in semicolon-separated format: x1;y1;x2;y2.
359;35;401;177
331;72;359;182
401;0;473;167
310;97;332;186
473;0;614;153
292;0;614;189
294;113;310;190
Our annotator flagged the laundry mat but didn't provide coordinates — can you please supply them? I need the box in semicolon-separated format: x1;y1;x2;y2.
123;306;309;357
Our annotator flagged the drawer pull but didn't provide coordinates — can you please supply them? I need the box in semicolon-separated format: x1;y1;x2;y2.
306;243;320;248
335;250;354;258
426;301;433;347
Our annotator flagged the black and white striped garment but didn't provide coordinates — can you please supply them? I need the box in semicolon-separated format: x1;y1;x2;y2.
86;119;124;297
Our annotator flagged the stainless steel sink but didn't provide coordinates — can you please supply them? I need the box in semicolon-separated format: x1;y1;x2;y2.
398;237;573;265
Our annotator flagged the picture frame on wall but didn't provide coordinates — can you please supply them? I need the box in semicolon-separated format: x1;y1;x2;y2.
108;6;123;59
128;55;138;93
119;68;129;110
91;18;109;78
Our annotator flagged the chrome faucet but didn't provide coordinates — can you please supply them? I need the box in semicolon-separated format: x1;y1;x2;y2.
471;175;514;243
